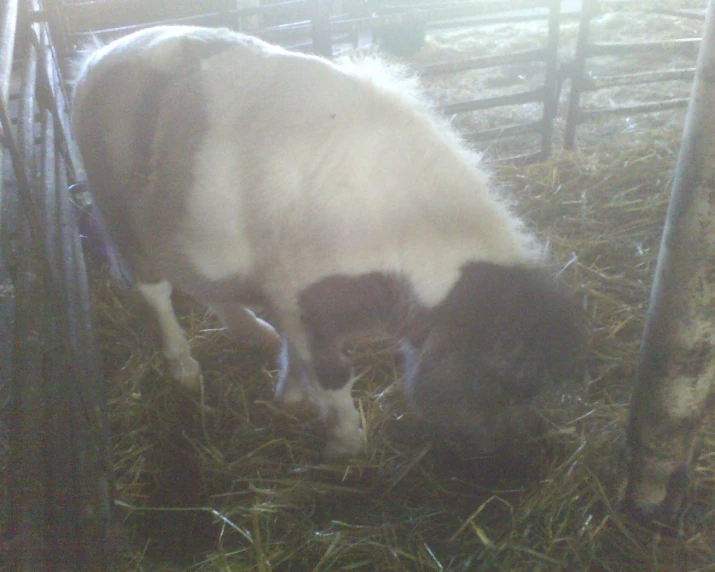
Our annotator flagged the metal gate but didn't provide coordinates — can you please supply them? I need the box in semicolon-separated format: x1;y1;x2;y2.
1;0;112;569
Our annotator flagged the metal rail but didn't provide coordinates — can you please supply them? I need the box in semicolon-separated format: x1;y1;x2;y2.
564;0;704;149
1;2;112;569
625;0;715;517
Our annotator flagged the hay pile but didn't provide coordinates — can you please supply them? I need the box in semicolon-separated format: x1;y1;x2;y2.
89;137;715;571
83;6;714;571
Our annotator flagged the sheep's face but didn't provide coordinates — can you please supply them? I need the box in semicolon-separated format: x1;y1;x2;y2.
404;262;587;456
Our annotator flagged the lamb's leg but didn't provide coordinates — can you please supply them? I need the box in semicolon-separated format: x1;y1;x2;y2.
273;311;364;458
210;302;281;352
278;339;364;458
308;337;363;458
137;281;202;391
274;312;315;407
273;297;363;457
313;378;364;458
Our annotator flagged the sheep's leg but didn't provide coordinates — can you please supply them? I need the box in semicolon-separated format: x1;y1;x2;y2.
280;343;363;458
209;302;281;352
137;281;202;391
287;273;399;458
273;310;364;458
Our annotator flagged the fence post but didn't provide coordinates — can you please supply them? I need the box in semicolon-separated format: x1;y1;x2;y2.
564;0;595;150
311;0;332;58
541;0;561;160
624;0;715;517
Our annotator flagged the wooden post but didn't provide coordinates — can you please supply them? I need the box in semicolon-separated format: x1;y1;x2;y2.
625;0;715;516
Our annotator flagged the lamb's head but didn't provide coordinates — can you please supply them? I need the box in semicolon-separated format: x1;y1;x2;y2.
404;262;587;456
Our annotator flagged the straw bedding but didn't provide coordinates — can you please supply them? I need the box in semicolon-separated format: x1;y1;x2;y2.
85;6;713;571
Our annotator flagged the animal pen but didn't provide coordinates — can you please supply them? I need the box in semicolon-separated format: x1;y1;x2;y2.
0;0;713;570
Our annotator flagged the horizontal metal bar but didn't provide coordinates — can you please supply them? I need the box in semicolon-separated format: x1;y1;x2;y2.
584;68;696;91
392;0;551;19
418;48;547;77
463;120;543;142
577;97;690;123
273;2;556;38
427;11;574;30
588;38;701;57
487;150;545;166
62;0;261;33
376;0;550;12
287;32;356;54
652;8;706;20
264;2;561;43
69;10;237;40
63;0;304;19
597;0;706;13
440;88;545;115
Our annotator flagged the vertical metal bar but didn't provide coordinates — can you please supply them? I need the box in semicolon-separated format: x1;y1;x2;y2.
540;0;560;160
30;8;85;182
42;113;58;267
625;0;715;517
0;0;20;238
3;4;113;568
0;0;17;106
42;109;83;571
10;210;47;572
563;0;595;150
44;0;68;59
58;142;112;571
311;0;332;58
51;150;87;570
38;3;113;566
11;37;47;572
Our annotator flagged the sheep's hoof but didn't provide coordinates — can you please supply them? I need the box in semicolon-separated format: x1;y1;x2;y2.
324;428;365;460
169;355;203;392
274;377;312;408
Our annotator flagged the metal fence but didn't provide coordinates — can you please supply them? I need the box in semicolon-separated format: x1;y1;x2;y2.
564;0;705;148
44;0;707;159
0;0;112;569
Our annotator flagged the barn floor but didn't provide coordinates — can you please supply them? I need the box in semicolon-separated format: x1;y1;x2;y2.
93;9;715;569
94;145;714;572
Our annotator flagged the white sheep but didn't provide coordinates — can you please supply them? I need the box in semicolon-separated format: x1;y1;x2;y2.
71;25;585;458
